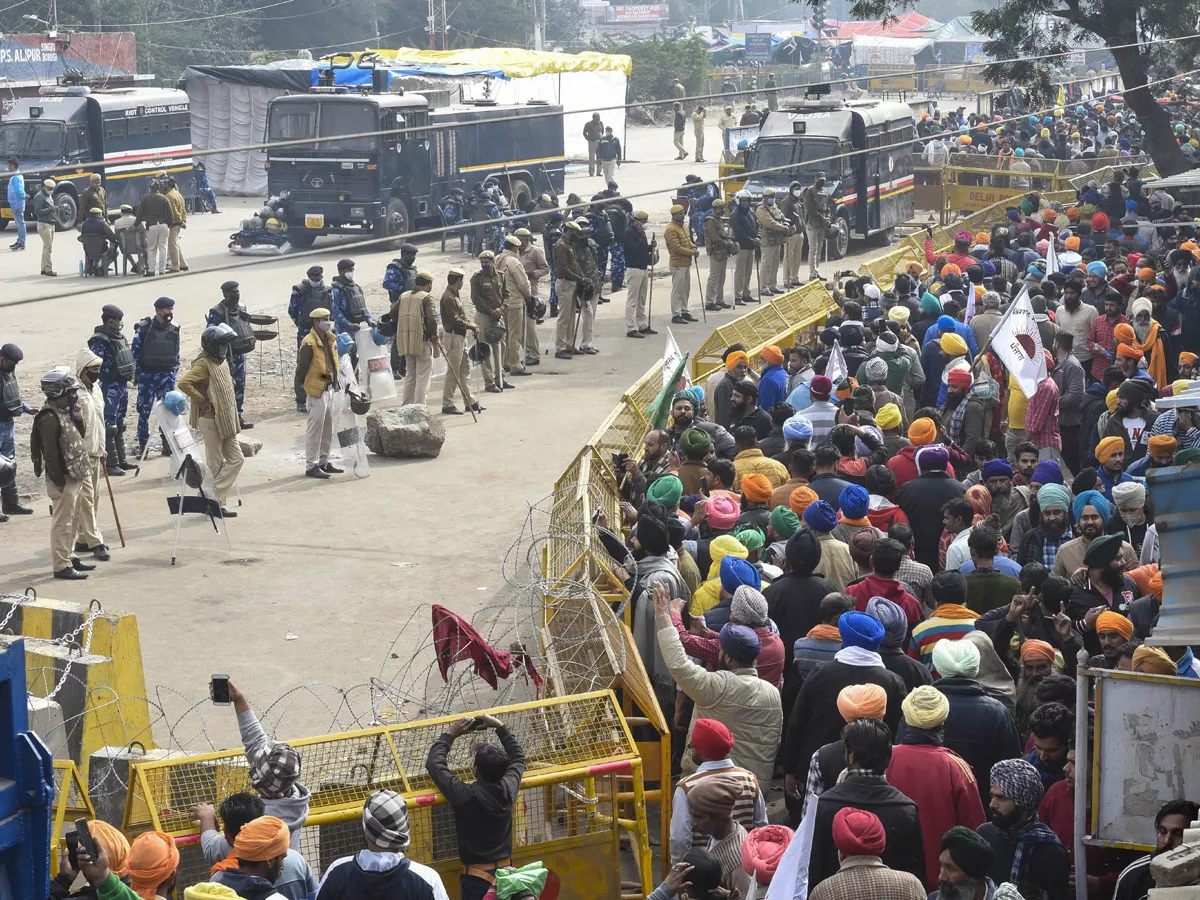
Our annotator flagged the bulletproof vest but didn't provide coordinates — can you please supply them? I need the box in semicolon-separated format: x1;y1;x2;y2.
296;281;331;330
334;277;369;323
137;318;180;373
210;303;256;354
0;369;22;418
91;325;135;382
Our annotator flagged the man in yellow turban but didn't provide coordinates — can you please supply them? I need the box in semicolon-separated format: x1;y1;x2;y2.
1179;351;1197;379
889;684;985;888
212;815;290;893
1092;611;1134;669
1133;644;1177;676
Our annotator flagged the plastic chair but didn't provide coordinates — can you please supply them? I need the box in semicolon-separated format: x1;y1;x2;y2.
249;314;282;386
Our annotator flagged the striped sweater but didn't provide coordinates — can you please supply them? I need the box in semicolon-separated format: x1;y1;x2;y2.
909;605;980;666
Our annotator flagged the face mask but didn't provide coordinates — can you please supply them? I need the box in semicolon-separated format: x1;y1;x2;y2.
1120;509;1144;526
792;189;802;198
764;198;774;206
672;214;684;223
316;320;333;333
162;314;173;324
310;279;323;289
481;265;492;273
344;271;355;283
225;293;239;304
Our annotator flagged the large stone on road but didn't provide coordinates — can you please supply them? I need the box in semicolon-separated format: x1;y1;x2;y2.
365;405;446;458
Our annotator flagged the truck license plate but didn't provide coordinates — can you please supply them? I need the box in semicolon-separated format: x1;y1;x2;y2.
0;208;12;219
304;214;324;229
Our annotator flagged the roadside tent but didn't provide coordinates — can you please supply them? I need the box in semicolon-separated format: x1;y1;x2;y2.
835;12;934;39
912;17;990;66
849;35;931;67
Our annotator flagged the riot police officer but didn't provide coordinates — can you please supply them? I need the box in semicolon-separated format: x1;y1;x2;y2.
87;305;138;475
132;297;180;457
288;265;332;411
207;281;257;429
383;244;418;379
0;343;34;519
331;257;373;376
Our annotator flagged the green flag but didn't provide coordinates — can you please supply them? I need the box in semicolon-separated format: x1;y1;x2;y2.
646;353;689;432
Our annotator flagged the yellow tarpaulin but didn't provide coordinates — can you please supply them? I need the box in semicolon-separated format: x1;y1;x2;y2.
367;47;632;77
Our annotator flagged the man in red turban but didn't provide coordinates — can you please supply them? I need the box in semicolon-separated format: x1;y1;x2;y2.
670;718;766;862
808;807;926;900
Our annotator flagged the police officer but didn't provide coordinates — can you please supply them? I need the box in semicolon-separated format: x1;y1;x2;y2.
516;228;549;366
440;268;482;416
331;258;374;335
207;281;257;429
553;221;589;359
87;305;137;476
288;265;332;411
0;343;34;520
470;251;509;393
543;211;565;318
384;243;419;379
497;235;533;379
30;371;93;580
132;298;180;456
802;172;831;282
704;199;738;311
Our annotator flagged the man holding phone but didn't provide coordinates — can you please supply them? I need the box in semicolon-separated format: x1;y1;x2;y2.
55;819;130;896
425;714;526;900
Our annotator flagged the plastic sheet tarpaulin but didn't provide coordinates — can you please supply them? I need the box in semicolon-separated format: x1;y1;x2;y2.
850;35;931;66
186;76;281;196
369;47;632;77
309;64;507;85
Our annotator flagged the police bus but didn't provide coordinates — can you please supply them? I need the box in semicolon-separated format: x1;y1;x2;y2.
0;86;193;230
264;77;565;247
741;98;915;259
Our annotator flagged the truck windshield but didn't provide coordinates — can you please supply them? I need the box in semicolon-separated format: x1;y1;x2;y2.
0;122;65;158
268;103;317;148
753;136;839;179
316;103;377;152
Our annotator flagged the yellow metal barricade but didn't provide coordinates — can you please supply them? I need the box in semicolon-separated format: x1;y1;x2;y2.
50;760;95;877
124;690;651;900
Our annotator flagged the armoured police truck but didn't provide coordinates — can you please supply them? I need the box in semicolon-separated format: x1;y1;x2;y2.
742;99;915;259
0;86;193;230
264;81;566;248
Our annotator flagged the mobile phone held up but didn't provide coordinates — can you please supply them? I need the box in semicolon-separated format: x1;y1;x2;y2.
74;818;99;862
210;674;231;705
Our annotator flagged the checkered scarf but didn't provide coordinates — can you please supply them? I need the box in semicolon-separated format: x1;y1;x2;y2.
248;740;302;799
1001;812;1061;884
363;789;410;851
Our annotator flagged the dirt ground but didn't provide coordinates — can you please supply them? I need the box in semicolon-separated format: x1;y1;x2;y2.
0;120;897;746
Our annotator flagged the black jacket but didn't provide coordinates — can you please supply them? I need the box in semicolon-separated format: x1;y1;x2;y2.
896;472;967;571
425;726;526;864
977;820;1071;900
730;205;759;248
623;226;652;270
879;645;933;692
1066;577;1140;657
911;677;1020;803
1129;594;1159;640
764;570;837;700
785;661;906;779
808;774;925;890
976;606;1080;681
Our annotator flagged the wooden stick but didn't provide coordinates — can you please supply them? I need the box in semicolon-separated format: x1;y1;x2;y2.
432;335;478;423
102;466;126;548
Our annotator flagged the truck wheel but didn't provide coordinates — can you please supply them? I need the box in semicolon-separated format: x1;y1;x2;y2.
380;197;410;249
828;212;851;260
508;177;533;211
288;229;316;249
0;218;8;231
52;192;78;231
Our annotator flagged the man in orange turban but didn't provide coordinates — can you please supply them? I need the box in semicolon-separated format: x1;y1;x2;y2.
213;815;290;892
1093;611;1134;668
1179;351;1197;379
836;683;888;722
789;485;818;517
1095;435;1124;468
126;831;180;900
908;417;937;446
64;820;130;883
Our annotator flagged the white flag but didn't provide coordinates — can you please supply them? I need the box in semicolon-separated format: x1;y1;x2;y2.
965;286;976;323
1045;236;1060;274
663;329;690;388
826;341;848;385
988;286;1047;398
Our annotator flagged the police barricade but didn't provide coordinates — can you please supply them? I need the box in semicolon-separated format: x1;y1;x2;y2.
50;759;95;878
122;690;652;900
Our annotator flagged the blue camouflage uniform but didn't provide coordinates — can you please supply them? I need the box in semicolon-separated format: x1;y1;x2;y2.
131;313;179;446
87;333;131;428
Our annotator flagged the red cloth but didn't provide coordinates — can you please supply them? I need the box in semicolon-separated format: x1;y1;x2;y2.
431;604;542;689
886;744;986;889
1039;779;1140;900
886;445;956;491
846;573;924;628
923;240;977;273
866;504;909;533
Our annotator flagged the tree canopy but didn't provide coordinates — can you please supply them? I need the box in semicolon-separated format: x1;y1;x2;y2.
810;0;1191;174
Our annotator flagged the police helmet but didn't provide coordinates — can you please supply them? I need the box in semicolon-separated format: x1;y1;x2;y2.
40;370;80;399
337;332;355;355
163;390;189;416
